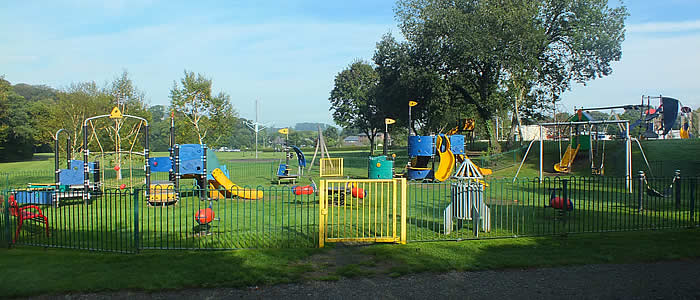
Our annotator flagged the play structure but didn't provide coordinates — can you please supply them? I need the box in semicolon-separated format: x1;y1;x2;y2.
274;128;307;184
514;117;633;191
405;130;491;182
444;158;491;235
306;126;343;177
514;95;689;192
12;107;262;209
147;113;263;204
13;107;149;206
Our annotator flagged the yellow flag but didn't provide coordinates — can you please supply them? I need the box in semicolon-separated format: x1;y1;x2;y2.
408;101;418;107
109;107;123;119
278;128;289;135
385;118;396;125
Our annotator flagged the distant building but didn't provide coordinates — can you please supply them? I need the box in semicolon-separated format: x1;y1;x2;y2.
343;136;360;145
514;125;542;141
343;133;391;146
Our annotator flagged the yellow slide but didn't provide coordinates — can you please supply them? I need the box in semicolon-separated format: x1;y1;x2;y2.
210;168;264;200
434;136;455;182
554;144;580;173
456;154;493;176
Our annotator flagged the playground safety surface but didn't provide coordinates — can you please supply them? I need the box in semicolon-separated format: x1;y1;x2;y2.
27;259;700;299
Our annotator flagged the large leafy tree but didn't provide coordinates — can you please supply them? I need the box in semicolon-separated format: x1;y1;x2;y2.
505;0;628;144
170;70;237;146
329;61;384;155
373;34;457;135
392;0;627;152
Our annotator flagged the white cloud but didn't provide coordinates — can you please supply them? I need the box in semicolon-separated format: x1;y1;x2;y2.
628;20;700;33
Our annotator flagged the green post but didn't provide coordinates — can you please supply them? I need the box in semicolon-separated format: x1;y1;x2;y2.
133;188;140;253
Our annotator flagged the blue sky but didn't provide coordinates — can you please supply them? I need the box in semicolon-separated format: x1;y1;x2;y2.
2;1;699;126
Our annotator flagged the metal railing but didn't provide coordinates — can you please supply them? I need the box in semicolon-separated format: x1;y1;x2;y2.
407;174;698;241
2;174;697;252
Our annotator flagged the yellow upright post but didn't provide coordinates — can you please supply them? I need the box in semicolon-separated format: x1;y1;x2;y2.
392;179;397;241
319;180;326;248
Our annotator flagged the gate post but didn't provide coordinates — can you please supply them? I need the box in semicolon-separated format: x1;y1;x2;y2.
318;180;326;248
133;188;140;253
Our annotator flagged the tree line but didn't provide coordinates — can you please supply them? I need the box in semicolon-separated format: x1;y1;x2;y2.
329;0;630;154
0;70;256;162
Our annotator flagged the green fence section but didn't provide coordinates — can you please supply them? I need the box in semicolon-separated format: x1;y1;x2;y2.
3;174;698;252
408;175;698;241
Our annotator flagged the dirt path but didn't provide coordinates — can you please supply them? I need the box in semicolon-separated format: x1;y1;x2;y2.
32;259;700;299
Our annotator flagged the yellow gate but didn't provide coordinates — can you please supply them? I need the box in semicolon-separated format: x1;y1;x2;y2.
320;158;344;177
319;178;407;247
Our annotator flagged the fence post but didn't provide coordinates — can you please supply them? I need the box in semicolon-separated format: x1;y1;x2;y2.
3;193;9;248
638;171;645;212
133;188;140;253
562;179;569;235
690;179;696;228
674;170;681;209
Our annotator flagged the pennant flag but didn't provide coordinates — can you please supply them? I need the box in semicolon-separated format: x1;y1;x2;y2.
278;128;289;135
408;101;418;107
385;118;396;125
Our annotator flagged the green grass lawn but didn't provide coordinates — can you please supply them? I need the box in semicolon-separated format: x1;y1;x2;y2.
1;229;698;297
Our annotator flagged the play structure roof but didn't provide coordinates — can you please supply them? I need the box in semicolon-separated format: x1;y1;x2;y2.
568;110;596;122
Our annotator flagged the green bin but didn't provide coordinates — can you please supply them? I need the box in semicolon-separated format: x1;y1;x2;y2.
368;156;393;179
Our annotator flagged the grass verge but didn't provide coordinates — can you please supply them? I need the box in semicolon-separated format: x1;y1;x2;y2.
1;229;699;297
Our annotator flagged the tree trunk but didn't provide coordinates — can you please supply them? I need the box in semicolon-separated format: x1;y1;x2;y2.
483;119;501;154
368;135;375;156
515;87;525;145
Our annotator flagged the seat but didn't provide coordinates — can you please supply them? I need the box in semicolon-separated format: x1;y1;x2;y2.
8;195;50;243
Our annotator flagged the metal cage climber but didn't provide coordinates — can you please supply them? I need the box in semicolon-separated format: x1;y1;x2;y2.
81;107;150;203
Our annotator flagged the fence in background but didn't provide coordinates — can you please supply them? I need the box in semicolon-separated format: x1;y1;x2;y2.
3;174;698;252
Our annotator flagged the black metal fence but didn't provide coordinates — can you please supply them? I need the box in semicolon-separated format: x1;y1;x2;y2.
408;174;699;241
2;174;698;253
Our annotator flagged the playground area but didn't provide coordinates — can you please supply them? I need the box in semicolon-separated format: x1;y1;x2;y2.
1;103;699;252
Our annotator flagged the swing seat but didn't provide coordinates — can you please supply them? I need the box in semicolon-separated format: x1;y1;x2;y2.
646;186;671;198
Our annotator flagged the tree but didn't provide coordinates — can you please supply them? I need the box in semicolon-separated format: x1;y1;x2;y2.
373;34;456;136
329;61;384;155
148;105;171;152
323;126;340;147
52;82;111;154
393;0;628;152
107;70;150;179
170;70;237;145
0;78;39;161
